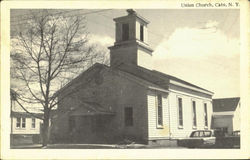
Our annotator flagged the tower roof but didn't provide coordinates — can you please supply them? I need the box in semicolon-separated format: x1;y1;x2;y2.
113;9;150;24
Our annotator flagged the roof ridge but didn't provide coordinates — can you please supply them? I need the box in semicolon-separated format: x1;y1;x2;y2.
213;97;240;100
152;70;212;93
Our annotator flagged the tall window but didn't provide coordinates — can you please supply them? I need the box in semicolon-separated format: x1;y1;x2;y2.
140;24;144;41
204;103;208;127
122;23;129;41
69;116;76;131
157;94;163;127
124;107;133;126
192;101;197;127
16;117;21;128
178;97;183;127
31;118;36;128
21;117;26;128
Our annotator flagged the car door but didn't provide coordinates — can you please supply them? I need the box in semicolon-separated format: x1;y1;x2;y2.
203;131;216;145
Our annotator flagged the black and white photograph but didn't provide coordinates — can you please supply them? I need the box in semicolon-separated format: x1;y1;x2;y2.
1;0;250;159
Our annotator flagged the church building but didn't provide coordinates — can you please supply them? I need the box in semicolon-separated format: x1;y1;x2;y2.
51;9;214;144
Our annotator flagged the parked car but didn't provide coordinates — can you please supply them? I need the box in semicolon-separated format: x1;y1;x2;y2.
177;130;216;148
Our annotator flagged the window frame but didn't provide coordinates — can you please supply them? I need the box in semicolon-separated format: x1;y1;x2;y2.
124;107;133;127
140;24;144;42
21;117;26;128
204;103;208;128
177;96;183;129
156;94;163;128
31;118;36;129
192;100;197;129
16;117;21;128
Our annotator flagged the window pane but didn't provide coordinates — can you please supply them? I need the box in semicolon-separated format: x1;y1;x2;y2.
22;117;26;128
204;131;211;137
125;107;133;126
157;94;163;126
204;103;208;127
122;23;129;41
192;101;197;127
200;131;204;137
191;131;199;137
16;117;21;128
140;25;144;41
69;116;76;131
32;118;36;128
178;98;183;126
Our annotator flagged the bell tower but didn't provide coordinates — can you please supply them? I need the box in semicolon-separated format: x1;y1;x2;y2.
108;9;154;70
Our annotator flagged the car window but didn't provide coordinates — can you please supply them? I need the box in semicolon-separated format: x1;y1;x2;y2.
199;131;204;137
191;131;199;137
204;131;211;137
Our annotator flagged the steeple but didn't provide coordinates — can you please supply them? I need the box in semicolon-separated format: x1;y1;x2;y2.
108;9;153;70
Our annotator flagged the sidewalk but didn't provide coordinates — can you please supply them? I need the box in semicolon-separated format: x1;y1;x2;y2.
11;143;148;149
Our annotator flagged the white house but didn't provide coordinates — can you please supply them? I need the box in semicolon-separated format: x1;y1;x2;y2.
212;97;240;135
52;9;214;145
10;91;43;145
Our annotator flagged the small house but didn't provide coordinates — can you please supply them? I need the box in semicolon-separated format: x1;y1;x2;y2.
212;97;240;135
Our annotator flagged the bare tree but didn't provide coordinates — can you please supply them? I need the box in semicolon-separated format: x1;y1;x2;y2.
10;10;107;146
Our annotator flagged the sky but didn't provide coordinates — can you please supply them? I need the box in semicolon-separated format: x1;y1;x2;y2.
11;9;240;99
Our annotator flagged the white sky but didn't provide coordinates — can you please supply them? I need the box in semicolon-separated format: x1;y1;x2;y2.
11;9;240;98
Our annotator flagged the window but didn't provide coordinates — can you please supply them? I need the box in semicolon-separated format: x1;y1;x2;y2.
157;94;163;127
204;131;212;137
16;117;21;128
69;116;76;131
31;118;36;128
140;24;144;41
178;97;183;127
191;131;199;137
21;117;26;128
204;103;208;127
192;101;197;128
124;107;133;126
122;23;129;41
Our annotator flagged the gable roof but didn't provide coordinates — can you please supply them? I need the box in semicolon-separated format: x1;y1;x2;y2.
56;62;213;97
116;63;213;94
213;97;240;112
56;63;167;96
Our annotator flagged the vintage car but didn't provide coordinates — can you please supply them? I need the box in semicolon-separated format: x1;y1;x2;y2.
177;130;216;148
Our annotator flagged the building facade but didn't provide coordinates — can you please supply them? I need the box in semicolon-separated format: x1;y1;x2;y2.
10;91;43;145
52;9;214;144
212;97;240;135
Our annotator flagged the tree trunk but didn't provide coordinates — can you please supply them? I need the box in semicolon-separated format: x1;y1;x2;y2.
42;111;50;147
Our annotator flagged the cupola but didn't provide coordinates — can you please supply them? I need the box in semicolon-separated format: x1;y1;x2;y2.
108;9;153;70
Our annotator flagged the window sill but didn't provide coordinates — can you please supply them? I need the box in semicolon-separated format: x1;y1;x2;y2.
15;128;26;130
178;126;183;129
157;125;164;129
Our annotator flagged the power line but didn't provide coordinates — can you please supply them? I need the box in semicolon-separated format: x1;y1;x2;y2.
11;9;113;25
